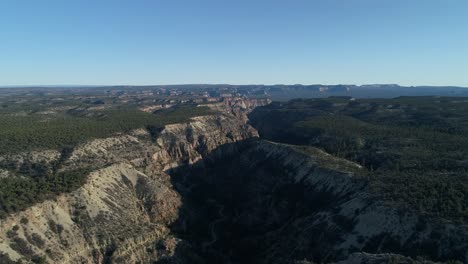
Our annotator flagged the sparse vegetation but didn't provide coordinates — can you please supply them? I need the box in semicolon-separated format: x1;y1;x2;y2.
9;237;35;257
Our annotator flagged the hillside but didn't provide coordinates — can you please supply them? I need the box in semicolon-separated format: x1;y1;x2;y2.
0;94;466;264
249;97;468;222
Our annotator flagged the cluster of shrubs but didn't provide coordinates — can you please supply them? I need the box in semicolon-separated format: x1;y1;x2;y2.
0;168;92;218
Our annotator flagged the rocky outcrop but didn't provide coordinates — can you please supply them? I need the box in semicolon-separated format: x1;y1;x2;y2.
0;164;178;263
1;97;467;264
165;140;468;264
0;99;263;264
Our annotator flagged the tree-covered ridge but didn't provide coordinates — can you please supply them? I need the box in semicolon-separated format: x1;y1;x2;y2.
0;104;213;154
0;103;213;218
249;96;468;222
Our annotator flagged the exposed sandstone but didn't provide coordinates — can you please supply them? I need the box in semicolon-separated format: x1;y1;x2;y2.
0;99;264;263
1;97;467;264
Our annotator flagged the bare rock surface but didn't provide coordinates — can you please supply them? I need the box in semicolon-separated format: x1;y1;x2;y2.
0;99;262;263
0;98;467;264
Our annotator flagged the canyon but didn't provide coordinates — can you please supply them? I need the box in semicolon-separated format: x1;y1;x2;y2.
0;98;467;264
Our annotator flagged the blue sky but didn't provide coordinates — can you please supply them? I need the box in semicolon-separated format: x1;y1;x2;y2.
1;0;467;86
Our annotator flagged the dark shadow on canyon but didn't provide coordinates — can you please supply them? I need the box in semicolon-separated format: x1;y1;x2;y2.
154;138;358;264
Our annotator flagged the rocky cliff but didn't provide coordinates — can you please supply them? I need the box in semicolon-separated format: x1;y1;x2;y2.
0;97;467;264
165;140;468;264
0;99;263;264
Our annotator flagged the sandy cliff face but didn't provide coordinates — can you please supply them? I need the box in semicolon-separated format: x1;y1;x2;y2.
0;163;179;263
1;97;467;264
165;140;468;264
247;143;468;263
0;99;263;264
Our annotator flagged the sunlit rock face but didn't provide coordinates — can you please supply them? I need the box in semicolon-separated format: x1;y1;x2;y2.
1;98;467;264
0;99;263;264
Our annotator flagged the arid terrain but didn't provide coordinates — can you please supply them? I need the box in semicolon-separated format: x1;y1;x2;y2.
0;87;467;264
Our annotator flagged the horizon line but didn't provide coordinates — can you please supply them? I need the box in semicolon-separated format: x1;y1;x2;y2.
1;83;468;89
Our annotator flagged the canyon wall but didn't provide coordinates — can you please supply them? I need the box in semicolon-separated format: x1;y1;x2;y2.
0;98;467;264
0;99;263;264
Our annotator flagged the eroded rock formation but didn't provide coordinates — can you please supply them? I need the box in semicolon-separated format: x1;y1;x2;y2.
0;98;467;264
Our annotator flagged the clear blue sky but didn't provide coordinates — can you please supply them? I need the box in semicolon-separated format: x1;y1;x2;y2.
1;0;467;86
